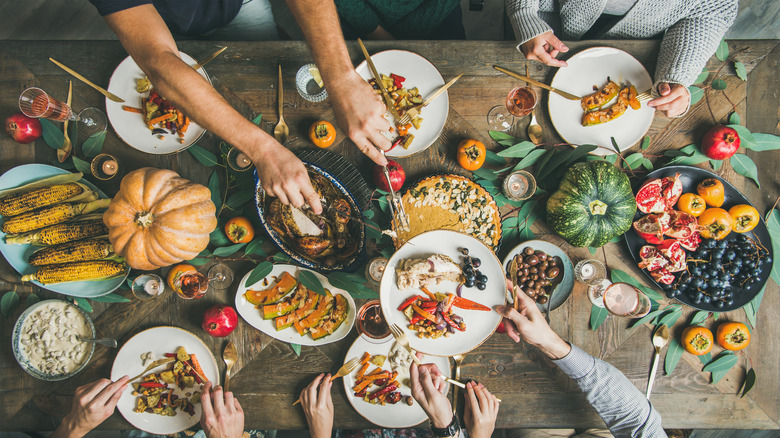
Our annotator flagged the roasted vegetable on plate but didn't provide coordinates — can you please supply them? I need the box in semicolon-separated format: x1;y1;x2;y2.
398;287;490;339
132;346;208;417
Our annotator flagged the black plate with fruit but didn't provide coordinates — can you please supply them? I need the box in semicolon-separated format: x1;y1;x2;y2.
625;165;773;312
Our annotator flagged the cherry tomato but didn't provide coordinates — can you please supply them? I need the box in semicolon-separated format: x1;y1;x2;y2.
456;139;486;171
698;208;733;240
681;325;713;356
728;204;759;233
677;193;706;217
716;321;750;351
225;216;255;243
309;121;336;148
696;178;725;207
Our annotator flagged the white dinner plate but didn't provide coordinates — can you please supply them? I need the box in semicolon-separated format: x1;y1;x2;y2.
379;230;504;357
0;164;128;297
356;50;448;158
106;52;208;154
111;326;219;435
342;335;450;428
548;47;655;155
234;264;356;346
502;240;574;313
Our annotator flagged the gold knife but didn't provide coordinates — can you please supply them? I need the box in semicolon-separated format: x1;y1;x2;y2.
357;38;402;122
192;46;227;72
49;58;125;103
493;65;581;101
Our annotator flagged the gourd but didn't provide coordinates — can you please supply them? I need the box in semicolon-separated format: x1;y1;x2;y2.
103;168;217;270
546;160;636;247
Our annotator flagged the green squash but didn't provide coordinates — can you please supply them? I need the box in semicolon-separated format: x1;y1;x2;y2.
546;160;636;247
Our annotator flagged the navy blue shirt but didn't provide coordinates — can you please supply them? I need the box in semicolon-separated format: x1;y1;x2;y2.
89;0;242;36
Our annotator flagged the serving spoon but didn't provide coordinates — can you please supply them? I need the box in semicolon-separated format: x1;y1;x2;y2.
273;65;289;144
223;341;237;393
645;324;670;398
527;111;543;144
77;336;117;348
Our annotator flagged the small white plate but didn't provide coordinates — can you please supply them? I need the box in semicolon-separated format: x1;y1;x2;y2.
111;326;219;435
342;335;450;428
356;50;448;158
548;47;655;155
234;264;356;346
105;52;208;154
379;230;505;357
502;240;574;312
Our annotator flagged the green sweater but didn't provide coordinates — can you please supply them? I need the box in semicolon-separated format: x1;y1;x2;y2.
335;0;460;38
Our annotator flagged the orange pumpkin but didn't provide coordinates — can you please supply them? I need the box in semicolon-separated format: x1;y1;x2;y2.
104;168;217;270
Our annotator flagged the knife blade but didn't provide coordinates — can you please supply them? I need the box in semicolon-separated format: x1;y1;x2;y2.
49;58;125;103
357;38;402;122
493;65;582;101
191;46;227;72
510;257;519;311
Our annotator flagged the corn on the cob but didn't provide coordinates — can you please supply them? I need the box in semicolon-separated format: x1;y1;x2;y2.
21;260;126;284
0;183;84;217
28;239;113;266
1;198;110;235
5;218;108;245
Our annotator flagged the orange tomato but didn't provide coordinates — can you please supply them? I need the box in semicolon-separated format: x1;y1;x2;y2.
167;263;197;292
681;325;714;356
309;121;336;148
716;321;750;351
677;193;707;217
456;139;486;171
225;216;255;243
728;204;759;233
696;178;725;207
698;208;733;240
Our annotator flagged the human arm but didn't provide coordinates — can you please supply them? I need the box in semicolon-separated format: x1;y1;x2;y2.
50;376;129;438
506;0;568;67
299;374;334;438
200;382;244;438
463;382;499;438
409;357;453;429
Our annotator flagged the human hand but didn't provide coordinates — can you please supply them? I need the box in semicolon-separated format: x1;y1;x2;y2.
647;83;690;117
299;374;334;438
410;354;453;428
520;31;569;68
200;382;244;438
494;280;571;359
253;142;322;214
54;376;129;438
328;71;393;165
463;381;499;438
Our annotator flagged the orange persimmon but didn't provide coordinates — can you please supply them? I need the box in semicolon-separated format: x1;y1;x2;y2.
225;216;255;244
681;325;714;356
696;178;725;207
677;193;707;217
698;208;733;240
716;321;750;351
456;139;486;171
728;204;759;233
167;263;197;292
309;121;336;148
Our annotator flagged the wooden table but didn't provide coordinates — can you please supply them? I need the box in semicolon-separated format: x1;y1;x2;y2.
1;40;778;431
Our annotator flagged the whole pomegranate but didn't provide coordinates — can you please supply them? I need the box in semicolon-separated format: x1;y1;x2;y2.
701;125;740;160
5;113;42;144
372;159;406;192
202;305;238;337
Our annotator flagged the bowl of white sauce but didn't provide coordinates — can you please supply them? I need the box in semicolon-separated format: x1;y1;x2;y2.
12;299;96;381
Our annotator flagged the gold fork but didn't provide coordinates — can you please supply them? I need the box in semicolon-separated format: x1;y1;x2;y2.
292;356;362;406
637;90;652;103
389;324;468;389
398;74;463;126
129;357;176;382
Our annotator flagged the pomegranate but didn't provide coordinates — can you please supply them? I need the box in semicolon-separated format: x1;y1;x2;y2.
639;245;660;259
5;113;42;144
202;305;238;337
678;231;702;251
657;239;686;272
701;125;740;160
660;174;683;208
633;213;670;244
649;267;676;285
373;159;406;192
635;179;666;213
666;210;697;239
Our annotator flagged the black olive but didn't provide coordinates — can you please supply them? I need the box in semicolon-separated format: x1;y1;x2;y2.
547;267;561;279
526;255;539;265
524;247;534;255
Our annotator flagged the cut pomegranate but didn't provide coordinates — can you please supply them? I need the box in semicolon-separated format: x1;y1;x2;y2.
633;212;671;244
636;178;666;213
660;174;683;208
666;210;697;239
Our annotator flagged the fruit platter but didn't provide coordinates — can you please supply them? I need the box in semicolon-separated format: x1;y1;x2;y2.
626;165;773;311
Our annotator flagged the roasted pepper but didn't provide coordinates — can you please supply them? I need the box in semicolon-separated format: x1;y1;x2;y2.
451;295;490;311
398;295;422;311
140;382;167;388
412;303;438;323
442;312;464;331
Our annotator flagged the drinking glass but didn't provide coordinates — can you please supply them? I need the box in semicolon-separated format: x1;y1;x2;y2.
356;300;391;342
19;88;106;135
174;272;211;299
487;86;537;131
207;261;234;290
575;259;607;285
296;63;328;102
590;282;652;318
131;274;165;301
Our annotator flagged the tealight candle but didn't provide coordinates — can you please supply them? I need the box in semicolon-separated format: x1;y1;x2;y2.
235;152;251;169
101;159;118;176
365;257;388;285
502;170;536;201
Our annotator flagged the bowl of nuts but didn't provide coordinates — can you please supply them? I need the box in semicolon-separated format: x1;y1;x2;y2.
503;240;574;312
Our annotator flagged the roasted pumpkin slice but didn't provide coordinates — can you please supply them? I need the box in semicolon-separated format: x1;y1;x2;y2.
310;294;349;340
245;271;297;306
263;282;309;319
581;79;620;111
274;285;319;330
294;289;334;335
627;85;640;110
582;86;631;127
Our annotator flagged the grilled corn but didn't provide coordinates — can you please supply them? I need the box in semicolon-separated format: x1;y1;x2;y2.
28;238;113;266
5;218;108;245
1;198;110;234
0;183;86;217
21;260;126;284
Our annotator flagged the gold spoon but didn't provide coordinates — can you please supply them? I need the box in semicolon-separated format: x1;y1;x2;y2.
646;324;670;398
273;65;289;144
129;357;176;382
528;111;543;144
58;81;73;163
223;341;237;393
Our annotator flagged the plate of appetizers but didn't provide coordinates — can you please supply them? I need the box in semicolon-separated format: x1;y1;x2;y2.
342;335;451;428
379;230;505;357
111;326;219;434
502;240;574;312
548;47;655;155
235;264;356;346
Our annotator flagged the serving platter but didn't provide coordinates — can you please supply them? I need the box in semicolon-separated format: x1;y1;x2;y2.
502;240;574;313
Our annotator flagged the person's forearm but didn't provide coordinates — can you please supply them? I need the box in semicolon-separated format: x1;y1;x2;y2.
506;0;552;46
50;415;85;438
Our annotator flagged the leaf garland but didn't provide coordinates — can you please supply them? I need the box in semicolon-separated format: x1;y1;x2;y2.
244;261;273;287
298;270;325;296
188;144;219;167
40;118;64;149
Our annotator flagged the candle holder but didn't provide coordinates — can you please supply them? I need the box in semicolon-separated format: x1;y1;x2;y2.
227;147;254;172
90;153;119;180
295;63;328;103
502;170;536;201
365;257;388;285
131;274;166;301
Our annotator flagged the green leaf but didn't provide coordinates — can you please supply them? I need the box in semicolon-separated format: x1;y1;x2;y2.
40;118;64;149
641;137;650;150
485;149;505;165
657;306;683;327
698;352;712;365
497;141;536;158
209;227;231;247
188;257;210;266
290;343;301;356
213;243;246;257
251;114;263;126
188;144;219;167
472;167;499;182
563;145;599;167
712;368;729;384
744;285;765;328
625;152;645;170
245;238;267;256
734;61;747;81
716;39;729;61
89;292;131;303
69;120;79;152
26;293;41;307
766;209;780;285
740;368;756;398
81;131;106;158
272;252;293;263
298;270;325;296
729;112;741;126
588;247;598;255
489;131;516;142
225;189;255;210
73;297;93;313
512;149;546;171
690;310;710;325
642;158;654;171
664;338;684;375
695;68;710;84
725;124;756;146
668;149;709;166
1;291;20;318
536;148;573;182
629;308;665;329
590;305;609;330
664;149;692;158
208;171;222;211
72;156;91;174
610;137;621;154
689;86;704;105
703;351;738;373
748;133;780;151
244;261;274;287
711;78;727;90
710;159;723;170
610;269;664;302
731;154;760;187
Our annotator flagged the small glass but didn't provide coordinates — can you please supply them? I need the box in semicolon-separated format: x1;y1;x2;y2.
591;282;652;318
486;105;515;131
19;88;106;134
587;279;612;308
207;261;234;290
356;300;391;342
90;154;119;180
227;147;254;172
502;170;536;201
505;86;537;117
365;257;388;286
174;272;211;299
131;274;165;300
296;63;328;102
575;259;607;286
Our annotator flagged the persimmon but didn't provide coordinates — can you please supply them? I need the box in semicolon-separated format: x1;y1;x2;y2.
225;216;255;244
681;325;713;355
696;178;725;207
698;208;733;240
677;193;706;217
167;263;197;292
456;139;486;171
716;321;750;351
728;204;759;233
309;121;335;148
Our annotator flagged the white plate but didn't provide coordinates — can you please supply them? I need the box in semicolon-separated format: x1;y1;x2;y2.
110;326;220;435
106;52;208;154
548;47;655;155
502;240;574;313
379;230;504;357
234;264;356;346
0;164;128;297
356;50;448;158
342;335;450;428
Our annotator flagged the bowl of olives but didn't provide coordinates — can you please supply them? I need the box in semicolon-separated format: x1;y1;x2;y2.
502;240;574;312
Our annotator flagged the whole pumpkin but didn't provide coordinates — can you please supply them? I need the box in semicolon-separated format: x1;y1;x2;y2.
546;160;636;247
104;168;217;270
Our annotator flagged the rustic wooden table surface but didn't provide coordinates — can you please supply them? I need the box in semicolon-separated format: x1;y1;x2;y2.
0;39;778;431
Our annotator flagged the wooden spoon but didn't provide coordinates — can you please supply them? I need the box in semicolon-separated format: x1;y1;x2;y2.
273;65;289;144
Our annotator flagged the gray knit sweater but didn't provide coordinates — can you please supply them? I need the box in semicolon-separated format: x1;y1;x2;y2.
506;0;738;88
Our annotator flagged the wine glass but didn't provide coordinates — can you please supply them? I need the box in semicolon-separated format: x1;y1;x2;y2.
589;282;652;318
173;271;210;299
131;274;166;301
486;105;515;131
207;261;234;290
19;87;106;135
356;300;391;343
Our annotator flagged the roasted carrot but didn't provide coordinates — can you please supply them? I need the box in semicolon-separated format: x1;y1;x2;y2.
190;354;210;383
420;286;437;301
148;113;177;126
360;352;371;365
122;105;143;114
180;115;190;134
356;362;370;378
356;371;391;383
353;378;374;393
177;111;184;126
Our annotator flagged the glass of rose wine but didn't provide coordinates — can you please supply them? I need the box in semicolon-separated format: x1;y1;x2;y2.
19;87;106;137
590;282;652;318
173;271;229;299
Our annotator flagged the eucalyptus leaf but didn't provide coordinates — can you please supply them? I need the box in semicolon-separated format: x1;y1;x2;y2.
610;137;621;154
89;292;131;303
536;148;573;182
208;171;222;211
210;227;231;247
703;351;737;373
226;189;255;210
605;154;618;165
290;343;301;356
725;124;756;146
252;114;263;126
642;158;654;171
245;261;274;287
668;149;709;166
73;297;93;313
81;131;107;158
272;253;293;263
731;154;760;187
245;238;267;256
748;133;780;151
629;308;665;329
711;79;727;90
489;131;516;142
188;144;219;167
698;352;712;366
641;137;650;150
712;369;729;384
657;307;683;327
497;141;536;158
695;68;710;84
766;209;780;285
485;150;505;165
298;270;325;296
213;243;246;257
513;149;547;172
740;368;756;398
689;86;704;105
710;159;723;170
188;257;210;266
734;61;747;81
40;118;64;149
472;167;500;182
625;153;645;170
729;112;741;125
715;39;729;61
1;291;20;318
588;247;598;255
664;149;693;158
664;338;683;375
590;305;609;330
72;156;91;174
744;285;765;328
690;310;710;325
26;293;41;307
564;145;599;167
